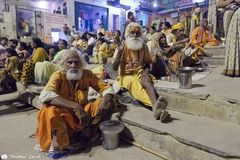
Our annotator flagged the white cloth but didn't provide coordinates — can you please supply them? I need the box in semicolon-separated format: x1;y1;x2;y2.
88;37;96;46
39;90;59;103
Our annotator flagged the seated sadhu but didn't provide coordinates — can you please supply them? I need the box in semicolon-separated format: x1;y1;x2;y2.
37;49;116;152
150;32;183;78
151;23;188;78
93;37;111;64
191;18;218;48
112;22;169;121
185;18;218;66
171;23;189;47
0;48;21;81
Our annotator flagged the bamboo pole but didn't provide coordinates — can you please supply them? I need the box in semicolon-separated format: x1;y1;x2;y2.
121;137;169;160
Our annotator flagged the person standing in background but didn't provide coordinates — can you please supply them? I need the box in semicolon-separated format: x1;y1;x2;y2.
222;0;240;77
190;3;201;37
122;11;135;40
97;24;106;38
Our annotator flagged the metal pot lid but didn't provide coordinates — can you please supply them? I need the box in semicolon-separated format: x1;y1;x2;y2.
178;67;195;72
99;120;124;134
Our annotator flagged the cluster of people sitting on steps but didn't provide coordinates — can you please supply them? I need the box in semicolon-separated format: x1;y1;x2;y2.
0;18;219;92
0;5;239;155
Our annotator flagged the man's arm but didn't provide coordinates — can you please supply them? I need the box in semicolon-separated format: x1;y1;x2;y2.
87;70;115;96
50;94;90;125
235;0;240;3
39;89;78;109
39;71;80;110
191;27;203;47
49;96;79;109
112;45;124;71
40;89;90;123
217;0;234;8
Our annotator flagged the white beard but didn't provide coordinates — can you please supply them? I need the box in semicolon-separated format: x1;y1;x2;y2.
66;69;83;81
126;37;144;51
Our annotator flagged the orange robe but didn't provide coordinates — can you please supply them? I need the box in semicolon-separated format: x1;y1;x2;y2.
191;26;218;48
184;26;218;65
37;69;111;151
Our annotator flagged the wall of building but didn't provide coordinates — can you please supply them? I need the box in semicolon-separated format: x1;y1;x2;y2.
0;6;16;38
1;0;52;11
42;12;68;42
66;0;124;32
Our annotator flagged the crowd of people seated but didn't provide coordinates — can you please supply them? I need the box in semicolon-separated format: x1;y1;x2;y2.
0;16;221;94
0;30;120;88
0;12;227;156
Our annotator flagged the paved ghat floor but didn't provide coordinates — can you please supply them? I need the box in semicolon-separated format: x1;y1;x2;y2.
0;102;163;160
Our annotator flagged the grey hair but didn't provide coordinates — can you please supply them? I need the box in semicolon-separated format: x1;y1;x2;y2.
60;49;86;71
124;22;143;38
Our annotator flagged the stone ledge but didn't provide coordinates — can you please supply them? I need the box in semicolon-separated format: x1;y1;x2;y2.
156;89;240;124
204;45;225;57
204;45;225;49
16;82;44;95
117;104;240;159
0;91;20;104
156;87;210;100
26;84;44;95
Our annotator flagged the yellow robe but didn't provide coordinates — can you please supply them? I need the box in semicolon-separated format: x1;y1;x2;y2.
32;47;48;64
161;29;176;46
94;42;111;64
21;47;48;84
147;32;161;54
0;56;20;80
79;41;88;51
37;69;110;151
118;43;153;106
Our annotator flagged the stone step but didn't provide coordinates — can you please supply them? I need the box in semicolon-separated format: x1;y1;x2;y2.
204;45;225;56
16;72;240;125
203;56;225;66
155;86;240;125
0;91;20;104
116;104;240;160
16;82;44;94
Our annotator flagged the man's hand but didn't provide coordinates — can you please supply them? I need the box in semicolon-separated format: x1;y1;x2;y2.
98;94;115;116
140;69;152;88
117;44;124;52
74;105;91;126
112;45;124;71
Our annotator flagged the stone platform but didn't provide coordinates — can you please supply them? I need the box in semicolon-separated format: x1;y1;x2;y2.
203;45;225;66
116;104;240;160
2;65;239;160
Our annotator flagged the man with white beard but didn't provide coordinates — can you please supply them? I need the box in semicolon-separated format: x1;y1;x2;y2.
113;22;170;122
37;49;116;152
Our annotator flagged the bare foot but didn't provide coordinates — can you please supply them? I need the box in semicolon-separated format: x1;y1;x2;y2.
160;110;170;122
153;96;168;119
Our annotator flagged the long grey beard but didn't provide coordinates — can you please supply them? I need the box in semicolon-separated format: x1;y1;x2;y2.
66;69;83;81
126;37;144;51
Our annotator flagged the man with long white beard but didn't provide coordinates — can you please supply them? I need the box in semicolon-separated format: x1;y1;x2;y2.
37;49;116;152
113;22;170;121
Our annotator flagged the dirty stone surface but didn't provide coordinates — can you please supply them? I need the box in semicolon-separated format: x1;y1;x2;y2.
118;103;240;158
155;66;240;103
0;102;163;160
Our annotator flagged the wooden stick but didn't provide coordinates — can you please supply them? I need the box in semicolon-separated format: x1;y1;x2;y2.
121;137;169;160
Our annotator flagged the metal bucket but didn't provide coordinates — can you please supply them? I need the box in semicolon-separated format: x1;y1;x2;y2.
178;67;194;89
99;120;124;150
